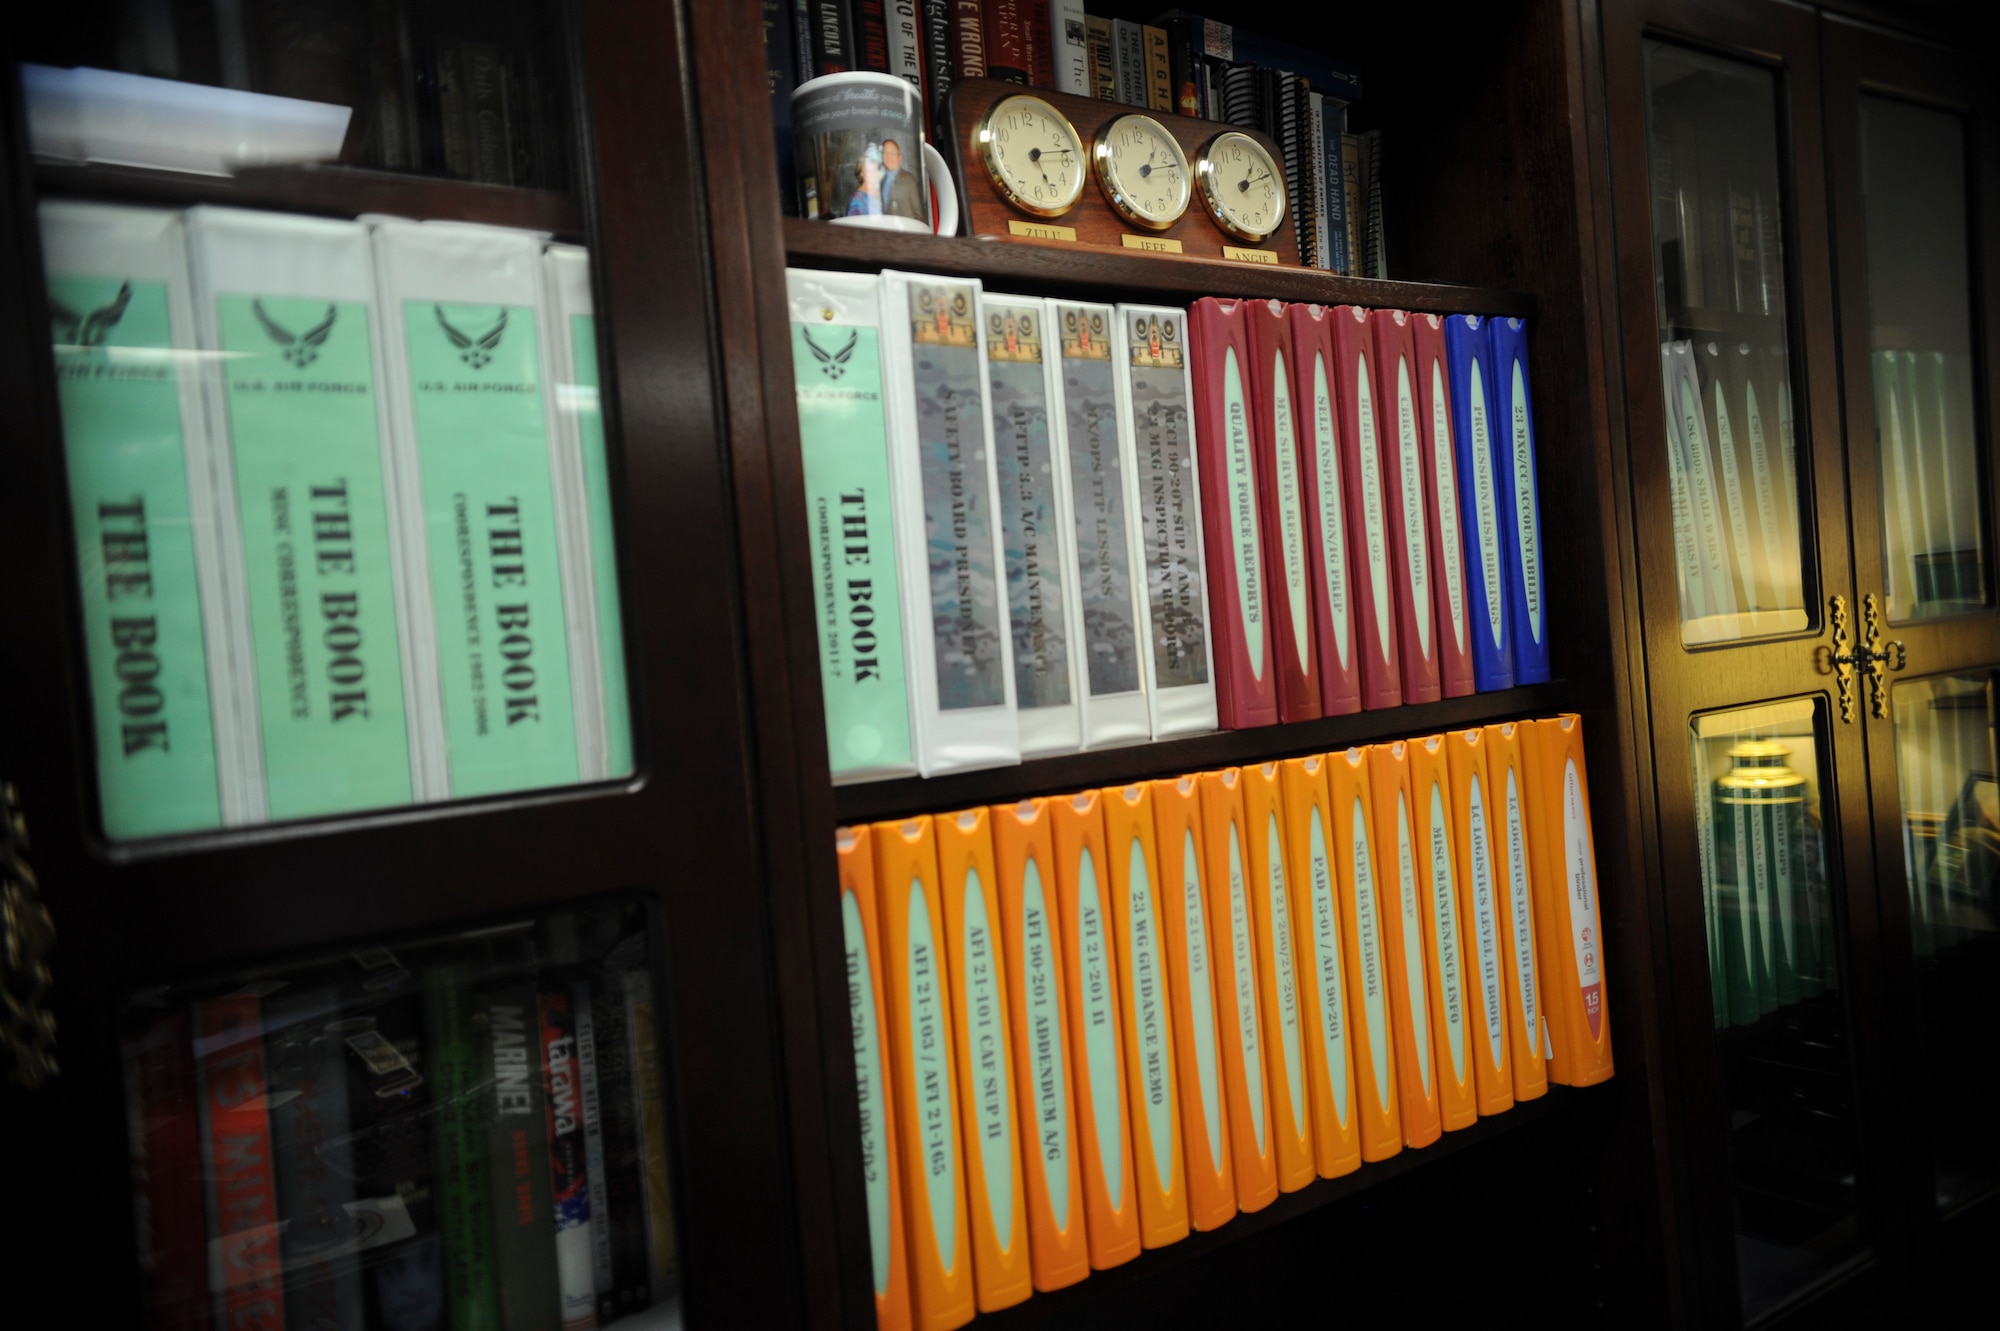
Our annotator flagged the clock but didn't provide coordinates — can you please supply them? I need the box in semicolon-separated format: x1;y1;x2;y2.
1092;113;1192;231
1196;130;1287;243
977;93;1087;218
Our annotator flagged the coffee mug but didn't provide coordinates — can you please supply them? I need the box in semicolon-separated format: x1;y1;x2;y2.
792;71;959;236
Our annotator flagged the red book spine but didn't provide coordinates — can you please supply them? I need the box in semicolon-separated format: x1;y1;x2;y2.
1189;297;1278;728
1026;0;1053;86
982;1;1029;82
855;0;892;71
1371;308;1442;704
1287;303;1361;716
1333;305;1402;709
196;995;285;1331
1415;313;1476;697
125;1007;208;1331
951;0;989;79
1245;298;1322;722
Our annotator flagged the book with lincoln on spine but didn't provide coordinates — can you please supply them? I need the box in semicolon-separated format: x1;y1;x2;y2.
1445;316;1514;691
1371;309;1441;705
1246;300;1322;723
1333;306;1400;710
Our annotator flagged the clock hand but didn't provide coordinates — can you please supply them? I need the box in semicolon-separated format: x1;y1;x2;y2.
1237;169;1273;192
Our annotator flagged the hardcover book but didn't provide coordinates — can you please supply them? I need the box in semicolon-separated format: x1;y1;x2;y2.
480;979;560;1331
196;994;285;1331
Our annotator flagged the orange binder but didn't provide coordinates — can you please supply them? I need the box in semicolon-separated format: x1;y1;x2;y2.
1147;776;1238;1231
988;800;1091;1292
1194;769;1280;1212
1278;755;1363;1178
1048;791;1143;1270
1522;715;1615;1087
1485;722;1550;1101
1324;747;1402;1161
1100;784;1191;1249
871;817;978;1330
836;828;915;1331
934;808;1034;1311
1240;762;1317;1191
1441;730;1516;1117
1366;741;1443;1148
1408;736;1479;1132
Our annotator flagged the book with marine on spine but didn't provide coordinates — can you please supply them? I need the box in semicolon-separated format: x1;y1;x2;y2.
479;976;560;1331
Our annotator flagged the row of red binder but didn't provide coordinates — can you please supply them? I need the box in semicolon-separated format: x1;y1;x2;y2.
838;714;1611;1330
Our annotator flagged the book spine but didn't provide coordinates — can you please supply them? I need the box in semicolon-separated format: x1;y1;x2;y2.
1371;310;1441;705
573;980;616;1316
428;963;501;1331
1245;300;1321;723
1025;0;1051;86
1049;0;1088;96
1086;17;1117;101
793;0;819;84
951;0;988;79
1113;20;1148;108
123;1006;208;1331
764;1;799;215
983;0;1030;83
196;994;285;1331
1307;90;1329;269
591;968;651;1315
853;0;892;72
1361;128;1385;279
262;984;361;1331
626;970;679;1291
885;0;926;93
462;41;510;185
1447;318;1514;690
541;986;598;1331
1181;12;1366;101
920;0;956;145
1414;315;1474;698
1341;132;1361;277
1333;306;1401;710
1220;61;1260;130
483;985;559;1331
1143;25;1172;112
812;0;855;73
1321;100;1348;274
1489;319;1549;683
1286;303;1362;717
1277;77;1310;266
1160;17;1197;116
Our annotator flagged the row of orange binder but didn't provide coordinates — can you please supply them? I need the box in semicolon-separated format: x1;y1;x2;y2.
836;715;1612;1331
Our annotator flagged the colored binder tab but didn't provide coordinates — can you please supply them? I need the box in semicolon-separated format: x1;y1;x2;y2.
1445;317;1514;692
1241;763;1316;1190
989;800;1091;1291
788;268;918;780
1288;303;1361;718
1368;741;1442;1148
1333;306;1401;710
836;828;915;1330
1246;300;1322;722
1188;298;1278;729
870;817;978;1329
1279;756;1362;1178
1116;304;1220;738
1049;791;1143;1269
1325;748;1402;1161
1148;776;1237;1231
1484;722;1549;1101
1101;784;1191;1248
39;201;236;837
1488;318;1549;684
1414;313;1474;698
1410;736;1478;1131
936;809;1033;1310
1443;729;1517;1117
1195;769;1280;1211
984;294;1083;757
878;270;1021;776
1371;310;1442;705
1523;716;1614;1086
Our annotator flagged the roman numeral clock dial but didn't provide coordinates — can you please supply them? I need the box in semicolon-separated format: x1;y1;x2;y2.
978;93;1087;218
1093;113;1192;231
1196;130;1288;244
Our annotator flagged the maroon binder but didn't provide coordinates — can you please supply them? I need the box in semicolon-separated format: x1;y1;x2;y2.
1332;305;1402;710
1246;299;1322;722
1288;303;1361;716
1371;308;1441;704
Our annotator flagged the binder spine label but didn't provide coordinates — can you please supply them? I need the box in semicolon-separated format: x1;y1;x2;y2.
1395;795;1434;1094
842;893;897;1294
963;873;1017;1241
1272;352;1311;674
1468;777;1506;1072
1021;864;1073;1229
1509;359;1542;646
1563;761;1604;1037
1307;809;1350;1126
1222;349;1266;679
988;311;1073;709
1180;832;1224;1171
1076;850;1125;1209
1505;770;1543;1059
1126;845;1175;1192
1428;783;1466;1084
1061;310;1141;697
907;880;960;1269
909;284;1006;709
1431;360;1466;655
1354;356;1392;661
1470;363;1504;652
1312;354;1351;670
1127;313;1209;689
1351;801;1391;1110
1265;815;1305;1134
1226;826;1268;1151
1395;358;1431;659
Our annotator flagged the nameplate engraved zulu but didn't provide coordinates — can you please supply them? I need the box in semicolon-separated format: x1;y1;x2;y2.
1010;220;1078;242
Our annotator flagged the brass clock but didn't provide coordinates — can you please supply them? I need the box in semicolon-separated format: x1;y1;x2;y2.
1195;130;1287;243
1092;113;1192;231
978;93;1087;218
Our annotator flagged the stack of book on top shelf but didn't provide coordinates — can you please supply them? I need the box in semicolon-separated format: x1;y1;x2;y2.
788;267;1549;783
760;4;1385;275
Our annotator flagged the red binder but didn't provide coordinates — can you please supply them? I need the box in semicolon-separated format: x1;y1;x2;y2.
1414;314;1475;698
1332;306;1401;710
1245;299;1321;722
1286;303;1362;718
1190;297;1279;729
1370;309;1441;705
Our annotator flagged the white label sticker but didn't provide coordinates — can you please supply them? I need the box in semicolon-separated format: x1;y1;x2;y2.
1307;803;1350;1128
1355;354;1393;661
1077;850;1125;1210
1182;831;1223;1173
1431;358;1466;654
1397;356;1433;659
907;879;957;1269
961;870;1014;1245
1351;798;1392;1112
1273;350;1310;676
1396;793;1433;1096
1466;775;1507;1075
1020;861;1073;1230
1267;813;1305;1135
1227;822;1267;1153
1563;758;1604;1040
1429;782;1466;1085
1510;355;1542;645
1313;353;1351;671
841;892;894;1295
1127;839;1176;1194
1224;347;1265;680
1505;768;1542;1058
1469;358;1504;651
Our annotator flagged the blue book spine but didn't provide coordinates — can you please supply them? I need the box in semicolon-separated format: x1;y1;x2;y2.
1487;317;1549;684
765;0;799;215
1320;98;1347;274
1444;315;1514;691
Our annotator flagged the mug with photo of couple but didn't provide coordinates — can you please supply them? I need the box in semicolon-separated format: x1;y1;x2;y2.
792;70;958;236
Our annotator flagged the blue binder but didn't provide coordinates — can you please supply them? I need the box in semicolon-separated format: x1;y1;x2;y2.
1443;315;1513;691
1487;317;1550;684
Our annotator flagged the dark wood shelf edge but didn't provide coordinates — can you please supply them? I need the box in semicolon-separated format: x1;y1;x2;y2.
784;217;1537;316
981;1086;1585;1327
834;682;1568;823
33;160;583;239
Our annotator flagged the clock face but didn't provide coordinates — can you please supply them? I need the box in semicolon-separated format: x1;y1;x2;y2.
979;94;1086;218
1093;114;1191;231
1196;131;1287;243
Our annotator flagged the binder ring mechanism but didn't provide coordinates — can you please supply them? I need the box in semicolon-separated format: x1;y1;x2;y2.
1;779;57;1090
1814;593;1907;724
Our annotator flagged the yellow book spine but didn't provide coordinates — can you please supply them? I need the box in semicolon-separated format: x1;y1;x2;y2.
1524;715;1615;1086
1411;735;1479;1132
1369;741;1444;1148
1279;755;1362;1178
1327;748;1403;1161
1485;723;1550;1102
1441;732;1516;1118
1241;763;1317;1190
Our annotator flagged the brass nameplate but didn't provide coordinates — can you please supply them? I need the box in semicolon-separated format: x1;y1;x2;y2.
1222;246;1280;265
1009;220;1079;242
1120;234;1184;253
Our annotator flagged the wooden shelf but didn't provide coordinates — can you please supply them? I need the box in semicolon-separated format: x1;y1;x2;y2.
33;160;583;238
981;1086;1582;1326
833;682;1567;823
784;217;1536;315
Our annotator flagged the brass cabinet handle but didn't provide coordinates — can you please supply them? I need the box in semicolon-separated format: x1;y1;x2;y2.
1815;594;1859;723
1;780;56;1090
1859;592;1907;720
